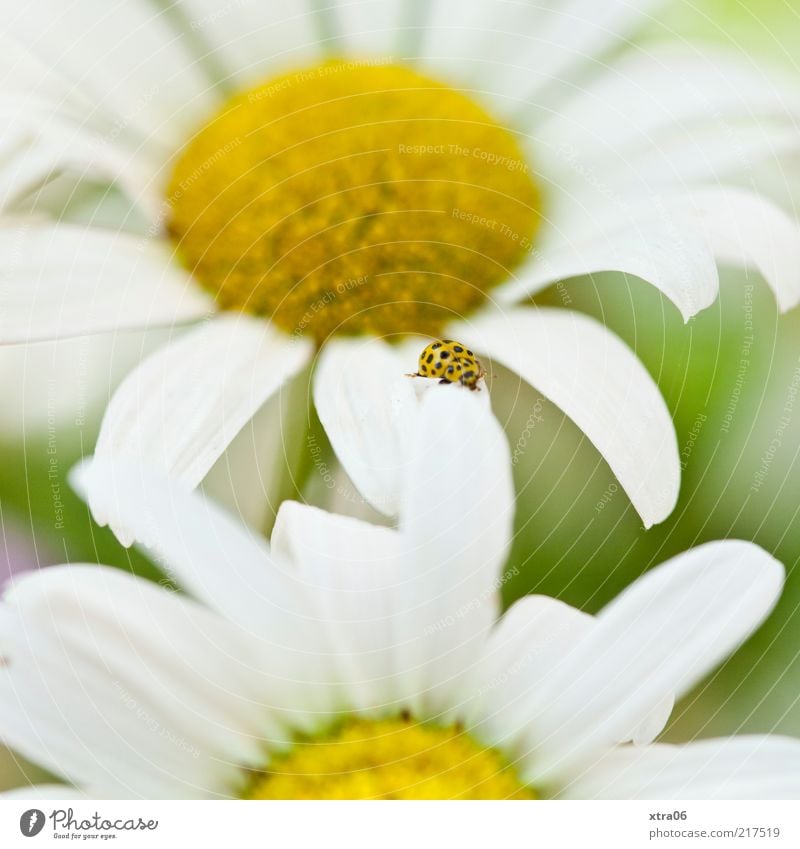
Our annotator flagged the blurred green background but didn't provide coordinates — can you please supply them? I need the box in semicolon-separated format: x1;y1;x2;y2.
2;0;800;788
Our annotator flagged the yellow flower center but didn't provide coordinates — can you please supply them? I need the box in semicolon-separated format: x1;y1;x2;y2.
167;59;541;343
243;717;535;799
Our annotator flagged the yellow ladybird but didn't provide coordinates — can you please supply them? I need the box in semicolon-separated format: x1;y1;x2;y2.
408;339;485;391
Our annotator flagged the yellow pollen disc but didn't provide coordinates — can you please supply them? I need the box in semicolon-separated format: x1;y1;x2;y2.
243;717;536;800
167;60;541;343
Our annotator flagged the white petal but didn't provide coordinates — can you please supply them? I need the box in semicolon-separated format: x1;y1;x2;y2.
469;596;673;752
554;120;800;201
564;736;800;800
313;337;419;517
394;386;514;716
416;0;543;116
539;48;800;173
626;695;674;748
683;187;800;313
272;501;403;712
4;2;218;150
90;315;312;530
496;198;719;322
0;567;264;797
0;97;161;221
523;540;784;784
177;1;321;88
452;307;680;528
468;595;594;744
0;784;85;800
419;0;662;114
0;224;213;343
331;0;411;56
69;461;337;729
0;33;95;122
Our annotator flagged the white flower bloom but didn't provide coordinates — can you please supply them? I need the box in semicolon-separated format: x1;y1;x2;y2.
4;0;800;531
1;390;797;800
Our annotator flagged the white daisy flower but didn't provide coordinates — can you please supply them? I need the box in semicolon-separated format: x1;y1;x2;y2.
1;389;798;800
4;0;800;531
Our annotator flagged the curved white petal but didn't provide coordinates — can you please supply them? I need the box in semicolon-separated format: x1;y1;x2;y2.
468;595;594;743
176;1;321;88
0;97;161;221
90;315;312;528
0;784;85;800
313;337;419;518
4;2;218;150
0;224;213;343
522;540;784;785
469;596;672;752
626;695;674;748
683;187;800;313
69;460;336;729
451;306;680;528
563;736;800;800
496;199;719;321
395;387;514;716
272;501;403;712
0;567;262;798
71;459;305;637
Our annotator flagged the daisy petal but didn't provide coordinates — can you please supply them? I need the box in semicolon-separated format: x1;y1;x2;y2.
272;501;403;711
0;567;262;797
564;736;800;800
419;0;661;113
0;784;85;800
495;200;719;321
90;315;312;526
684;187;800;313
5;2;218;150
332;0;409;55
69;462;336;728
452;306;680;528
178;1;321;88
0;224;213;343
71;458;311;641
626;695;674;747
0;97;161;220
313;337;418;517
0;33;93;119
540;48;800;172
469;596;672;752
469;595;593;744
396;386;514;716
524;540;784;784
